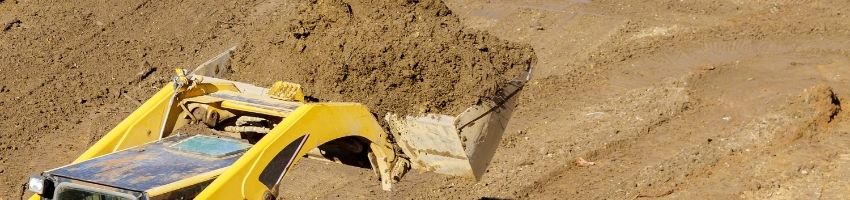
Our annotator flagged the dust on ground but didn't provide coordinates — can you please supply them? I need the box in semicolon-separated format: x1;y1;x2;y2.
3;0;850;199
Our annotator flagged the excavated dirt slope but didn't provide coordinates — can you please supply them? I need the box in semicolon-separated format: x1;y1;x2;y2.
231;0;535;115
4;0;850;199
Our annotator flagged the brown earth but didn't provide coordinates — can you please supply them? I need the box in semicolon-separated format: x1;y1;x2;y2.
230;0;535;116
3;0;850;199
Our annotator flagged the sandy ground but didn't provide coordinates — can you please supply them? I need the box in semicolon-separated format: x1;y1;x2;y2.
3;0;850;199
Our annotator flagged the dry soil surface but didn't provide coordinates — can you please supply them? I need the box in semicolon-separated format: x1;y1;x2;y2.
3;0;850;199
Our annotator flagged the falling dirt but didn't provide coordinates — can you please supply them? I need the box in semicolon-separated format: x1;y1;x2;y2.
3;0;850;199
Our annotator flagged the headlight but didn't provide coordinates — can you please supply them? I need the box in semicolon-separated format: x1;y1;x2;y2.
28;176;44;194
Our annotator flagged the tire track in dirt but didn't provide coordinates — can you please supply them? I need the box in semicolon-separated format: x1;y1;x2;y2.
517;39;850;199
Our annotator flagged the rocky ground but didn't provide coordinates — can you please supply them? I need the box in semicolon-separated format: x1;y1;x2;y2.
2;0;850;199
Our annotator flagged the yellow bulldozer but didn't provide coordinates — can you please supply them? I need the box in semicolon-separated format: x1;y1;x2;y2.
25;47;530;200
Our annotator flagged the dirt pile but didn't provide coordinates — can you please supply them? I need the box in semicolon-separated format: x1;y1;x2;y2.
231;0;535;115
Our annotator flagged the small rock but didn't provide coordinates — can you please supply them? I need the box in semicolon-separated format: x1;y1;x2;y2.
575;157;596;167
2;18;21;31
77;99;87;104
770;6;780;14
531;21;544;31
128;61;156;85
722;116;731;121
476;45;489;52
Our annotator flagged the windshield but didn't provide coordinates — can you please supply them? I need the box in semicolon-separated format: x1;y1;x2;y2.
55;183;137;200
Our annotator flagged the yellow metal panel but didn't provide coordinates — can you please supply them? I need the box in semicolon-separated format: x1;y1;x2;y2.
267;81;305;102
195;103;395;200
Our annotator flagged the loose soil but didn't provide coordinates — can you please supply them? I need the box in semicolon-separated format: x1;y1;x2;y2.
231;0;535;116
3;0;850;199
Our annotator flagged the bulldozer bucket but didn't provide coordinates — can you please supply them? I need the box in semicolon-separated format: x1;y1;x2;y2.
385;68;531;180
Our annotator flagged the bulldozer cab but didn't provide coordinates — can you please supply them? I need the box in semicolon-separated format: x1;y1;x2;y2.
33;134;251;200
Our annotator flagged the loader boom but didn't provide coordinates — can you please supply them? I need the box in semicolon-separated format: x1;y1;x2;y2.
195;103;398;199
